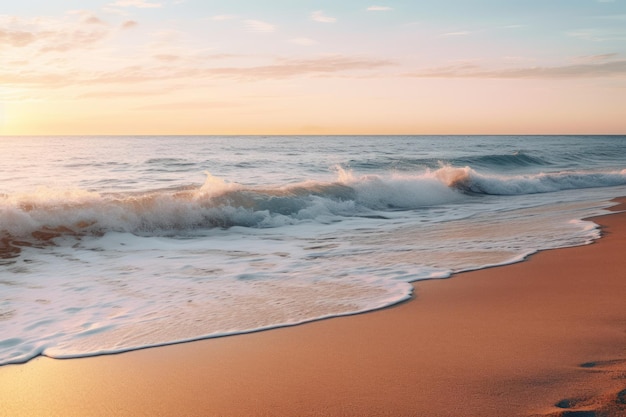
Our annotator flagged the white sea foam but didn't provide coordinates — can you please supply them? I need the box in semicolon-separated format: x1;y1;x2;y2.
0;193;617;365
1;230;416;363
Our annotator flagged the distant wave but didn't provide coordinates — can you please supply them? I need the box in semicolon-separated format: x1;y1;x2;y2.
2;167;625;245
449;152;550;168
348;151;550;172
348;146;626;173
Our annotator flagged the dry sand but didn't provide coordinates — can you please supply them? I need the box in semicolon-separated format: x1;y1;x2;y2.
1;199;626;417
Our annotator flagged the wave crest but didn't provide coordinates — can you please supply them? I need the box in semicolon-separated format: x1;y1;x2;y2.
2;167;625;246
438;166;626;195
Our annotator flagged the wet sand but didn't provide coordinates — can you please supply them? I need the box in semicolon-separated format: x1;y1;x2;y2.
1;199;625;417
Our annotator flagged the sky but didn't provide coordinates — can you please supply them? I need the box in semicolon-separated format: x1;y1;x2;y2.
1;0;625;135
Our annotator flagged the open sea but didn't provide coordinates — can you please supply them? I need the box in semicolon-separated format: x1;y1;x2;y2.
1;135;625;365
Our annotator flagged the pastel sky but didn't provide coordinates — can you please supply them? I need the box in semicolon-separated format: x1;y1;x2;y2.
1;0;625;135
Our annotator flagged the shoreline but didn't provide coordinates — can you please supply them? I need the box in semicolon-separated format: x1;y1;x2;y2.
1;198;626;416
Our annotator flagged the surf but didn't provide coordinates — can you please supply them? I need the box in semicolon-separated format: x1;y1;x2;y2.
2;167;626;243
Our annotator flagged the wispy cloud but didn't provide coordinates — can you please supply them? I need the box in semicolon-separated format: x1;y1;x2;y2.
79;90;168;99
135;100;240;111
0;70;75;87
242;19;276;33
288;37;318;46
406;60;626;79
572;53;619;63
210;14;238;21
440;31;472;37
83;16;106;25
567;28;626;42
367;6;393;11
0;30;36;47
153;53;180;62
121;20;138;29
40;31;109;53
594;14;626;21
0;55;394;89
108;0;162;8
0;15;111;52
205;56;393;80
311;11;336;23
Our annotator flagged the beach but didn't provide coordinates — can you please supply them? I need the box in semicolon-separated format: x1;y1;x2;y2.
0;197;624;417
2;0;625;413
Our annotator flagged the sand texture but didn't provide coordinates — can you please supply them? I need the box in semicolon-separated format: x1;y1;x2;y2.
1;199;626;417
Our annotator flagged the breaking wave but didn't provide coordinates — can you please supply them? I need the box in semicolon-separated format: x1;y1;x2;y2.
1;166;625;243
439;166;626;195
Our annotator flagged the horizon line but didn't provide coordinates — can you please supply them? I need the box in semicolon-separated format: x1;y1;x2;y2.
1;133;625;137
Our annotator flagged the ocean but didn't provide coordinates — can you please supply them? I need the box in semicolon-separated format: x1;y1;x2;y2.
1;135;625;365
